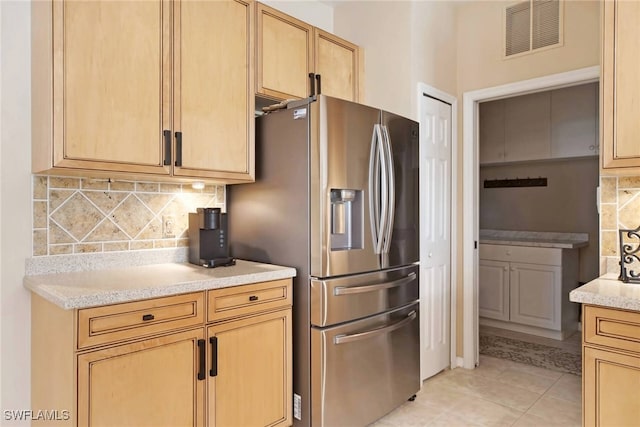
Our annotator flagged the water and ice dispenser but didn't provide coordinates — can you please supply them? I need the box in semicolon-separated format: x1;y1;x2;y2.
330;189;363;251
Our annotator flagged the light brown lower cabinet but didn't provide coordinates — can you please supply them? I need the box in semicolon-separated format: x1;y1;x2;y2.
31;278;292;427
582;305;640;427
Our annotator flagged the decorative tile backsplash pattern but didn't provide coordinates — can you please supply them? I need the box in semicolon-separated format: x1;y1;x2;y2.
32;176;224;256
600;175;640;274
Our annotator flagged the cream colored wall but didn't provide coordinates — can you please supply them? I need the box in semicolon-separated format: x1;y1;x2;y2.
333;1;413;118
333;1;458;120
1;1;32;423
457;0;600;93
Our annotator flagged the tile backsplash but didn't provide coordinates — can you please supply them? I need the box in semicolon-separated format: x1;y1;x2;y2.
600;175;640;274
32;176;224;256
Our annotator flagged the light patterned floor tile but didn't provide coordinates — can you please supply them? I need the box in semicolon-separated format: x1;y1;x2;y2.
545;373;582;404
430;369;542;412
512;411;580;427
375;358;582;427
445;394;524;426
495;368;558;394
369;400;446;426
526;395;582;425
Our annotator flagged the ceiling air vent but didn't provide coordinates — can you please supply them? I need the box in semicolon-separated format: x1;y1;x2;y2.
505;0;562;58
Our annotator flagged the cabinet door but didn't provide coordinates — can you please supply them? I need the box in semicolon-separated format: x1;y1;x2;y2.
479;100;506;164
504;91;551;162
208;309;292;427
256;3;314;100
77;329;205;427
602;0;640;170
479;260;510;321
551;83;598;158
584;346;640;427
509;262;561;330
174;0;255;181
314;29;359;102
43;0;171;175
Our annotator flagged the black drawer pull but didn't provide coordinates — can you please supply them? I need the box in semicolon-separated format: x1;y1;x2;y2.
142;314;155;321
210;336;218;377
175;131;182;167
163;129;171;166
197;339;206;381
249;295;259;301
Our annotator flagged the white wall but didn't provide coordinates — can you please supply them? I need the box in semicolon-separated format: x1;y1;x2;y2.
1;1;32;424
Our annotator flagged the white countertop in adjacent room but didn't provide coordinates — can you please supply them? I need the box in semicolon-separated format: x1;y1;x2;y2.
479;229;589;249
570;273;640;312
24;258;297;310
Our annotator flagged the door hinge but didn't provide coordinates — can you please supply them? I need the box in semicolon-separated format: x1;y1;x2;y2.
474;240;478;249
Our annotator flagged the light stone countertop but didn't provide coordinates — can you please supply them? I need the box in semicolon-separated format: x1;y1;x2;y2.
24;259;297;310
479;229;589;249
569;273;640;312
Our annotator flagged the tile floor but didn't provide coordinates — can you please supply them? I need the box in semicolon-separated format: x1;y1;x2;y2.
372;355;581;427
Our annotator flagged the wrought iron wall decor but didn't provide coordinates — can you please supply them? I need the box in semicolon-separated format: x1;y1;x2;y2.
619;225;640;283
483;177;547;188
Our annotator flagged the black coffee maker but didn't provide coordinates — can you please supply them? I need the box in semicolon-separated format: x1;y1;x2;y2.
188;208;235;268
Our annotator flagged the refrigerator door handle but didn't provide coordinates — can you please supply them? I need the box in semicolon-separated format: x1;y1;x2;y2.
381;125;395;255
333;272;416;296
368;124;385;254
334;310;417;344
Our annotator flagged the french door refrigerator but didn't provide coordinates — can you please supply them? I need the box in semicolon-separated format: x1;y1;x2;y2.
228;95;420;427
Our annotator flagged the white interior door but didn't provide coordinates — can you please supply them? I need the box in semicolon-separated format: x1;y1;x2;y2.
420;95;452;380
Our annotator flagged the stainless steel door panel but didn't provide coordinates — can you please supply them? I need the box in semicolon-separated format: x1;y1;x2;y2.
310;96;382;278
311;303;420;427
381;111;420;269
310;265;419;327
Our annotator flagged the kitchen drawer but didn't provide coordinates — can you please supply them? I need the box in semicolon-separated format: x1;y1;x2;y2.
584;305;640;354
77;292;205;349
479;244;562;266
208;279;292;322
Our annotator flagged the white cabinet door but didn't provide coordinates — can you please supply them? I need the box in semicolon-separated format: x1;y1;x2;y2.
551;83;598;158
509;262;561;330
479;260;510;321
504;92;551;162
479;100;505;164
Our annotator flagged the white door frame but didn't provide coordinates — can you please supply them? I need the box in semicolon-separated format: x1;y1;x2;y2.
418;82;459;373
461;65;600;369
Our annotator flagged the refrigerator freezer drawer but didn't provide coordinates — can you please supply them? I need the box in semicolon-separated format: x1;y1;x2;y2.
310;265;418;327
311;302;420;427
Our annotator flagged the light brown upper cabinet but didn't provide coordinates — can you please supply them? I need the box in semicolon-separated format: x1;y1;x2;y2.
601;0;640;172
256;2;359;102
32;0;255;183
314;28;359;102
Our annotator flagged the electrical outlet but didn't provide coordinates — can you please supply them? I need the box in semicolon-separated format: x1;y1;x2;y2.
293;394;302;420
162;215;176;238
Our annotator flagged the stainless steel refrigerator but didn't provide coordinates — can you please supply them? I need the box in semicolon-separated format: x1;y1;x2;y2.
228;95;420;427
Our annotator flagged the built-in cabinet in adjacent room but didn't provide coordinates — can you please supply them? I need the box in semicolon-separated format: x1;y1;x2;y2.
478;82;600;342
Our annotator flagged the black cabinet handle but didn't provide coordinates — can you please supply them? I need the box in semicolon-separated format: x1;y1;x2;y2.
315;74;322;95
249;295;258;301
309;73;316;97
163;130;171;166
142;314;155;321
210;336;218;377
175;131;182;167
197;339;205;380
